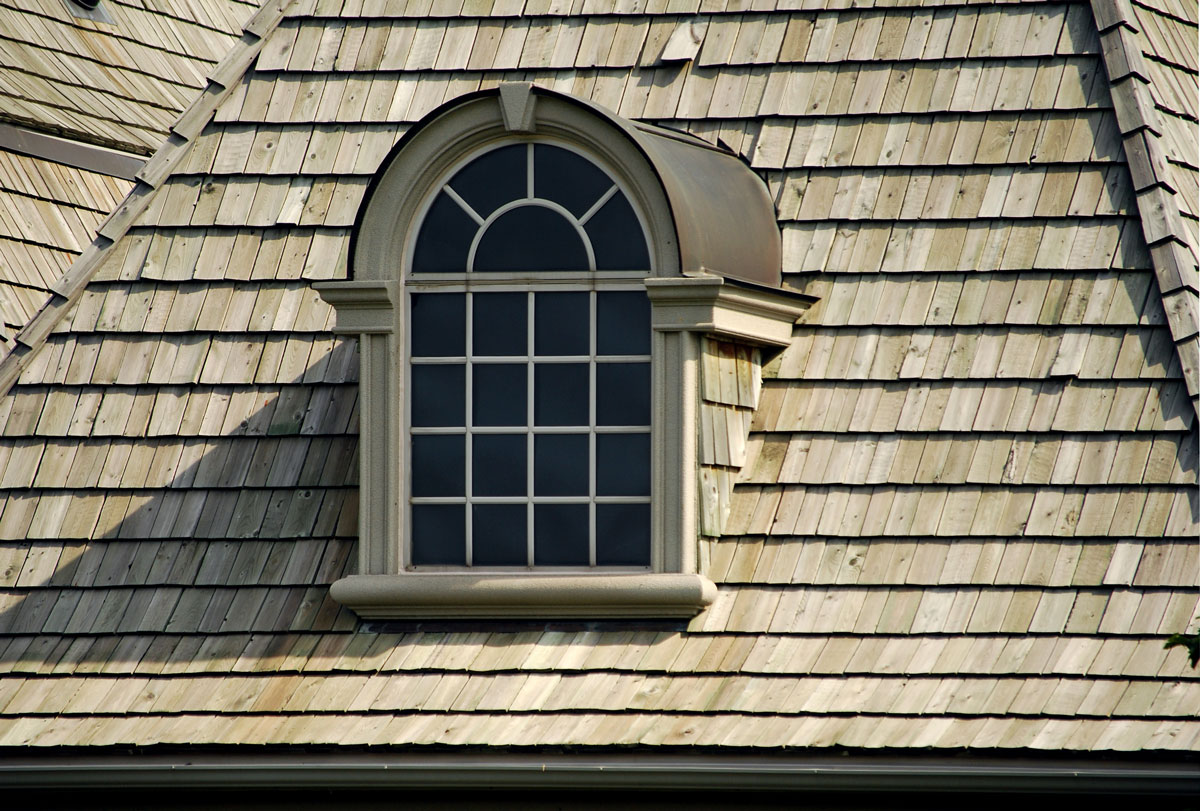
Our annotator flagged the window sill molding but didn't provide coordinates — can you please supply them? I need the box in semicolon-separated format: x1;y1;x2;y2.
329;573;717;619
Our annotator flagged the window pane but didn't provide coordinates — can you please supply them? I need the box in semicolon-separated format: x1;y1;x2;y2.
473;206;589;272
534;144;612;219
473;434;526;497
534;504;589;566
411;293;464;357
534;433;588;496
596;433;649;496
597;291;650;355
534;363;588;426
411;364;465;427
412;504;465;565
472;292;527;357
473;364;526;426
448;143;525;220
534;292;589;356
412;191;476;273
472;504;527;566
586;192;649;270
596;504;650;566
596;362;649;426
411;434;464;497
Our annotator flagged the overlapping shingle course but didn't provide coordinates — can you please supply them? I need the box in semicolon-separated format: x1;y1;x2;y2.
0;0;1195;755
0;0;262;370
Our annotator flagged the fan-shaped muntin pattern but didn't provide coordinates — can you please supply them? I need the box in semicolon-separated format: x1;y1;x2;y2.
410;141;651;275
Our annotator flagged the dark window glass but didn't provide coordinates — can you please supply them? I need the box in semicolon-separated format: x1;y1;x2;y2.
473;434;526;497
473;364;526;426
586;193;649;270
534;292;589;356
411;434;464;497
473;292;527;356
473;206;589;272
534;433;588;496
534;504;589;566
412;191;476;273
411;293;464;357
596;362;649;426
411;364;464;427
534;144;612;219
534;363;588;426
596;433;649;496
596;504;650;566
412;504;465;565
472;504;527;566
448;143;525;220
597;291;650;355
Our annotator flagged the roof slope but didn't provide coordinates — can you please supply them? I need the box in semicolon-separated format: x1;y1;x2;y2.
0;0;257;152
1091;0;1199;409
0;0;257;354
0;0;1196;755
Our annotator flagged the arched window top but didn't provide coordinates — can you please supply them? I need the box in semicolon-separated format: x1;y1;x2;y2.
411;142;651;274
351;84;784;288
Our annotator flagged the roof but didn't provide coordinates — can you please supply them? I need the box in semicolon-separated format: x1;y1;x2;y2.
0;0;1196;761
1091;0;1199;407
0;0;256;353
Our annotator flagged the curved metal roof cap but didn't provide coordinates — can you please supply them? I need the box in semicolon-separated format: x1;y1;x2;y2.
628;124;781;287
550;89;782;287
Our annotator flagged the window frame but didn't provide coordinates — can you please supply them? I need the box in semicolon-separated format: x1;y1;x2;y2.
317;86;810;619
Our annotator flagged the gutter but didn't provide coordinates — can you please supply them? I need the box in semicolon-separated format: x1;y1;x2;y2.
0;751;1196;795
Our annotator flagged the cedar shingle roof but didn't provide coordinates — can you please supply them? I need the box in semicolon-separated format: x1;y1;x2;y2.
0;0;258;361
0;0;1196;755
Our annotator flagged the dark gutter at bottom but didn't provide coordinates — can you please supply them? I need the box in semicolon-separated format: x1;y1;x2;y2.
0;751;1195;795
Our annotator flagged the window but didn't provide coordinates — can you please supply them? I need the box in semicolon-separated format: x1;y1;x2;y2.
405;142;653;569
317;85;810;619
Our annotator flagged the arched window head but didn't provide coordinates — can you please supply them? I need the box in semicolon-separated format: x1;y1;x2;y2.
412;143;650;274
319;85;811;619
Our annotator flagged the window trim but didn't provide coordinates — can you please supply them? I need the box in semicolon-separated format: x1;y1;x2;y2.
317;86;812;619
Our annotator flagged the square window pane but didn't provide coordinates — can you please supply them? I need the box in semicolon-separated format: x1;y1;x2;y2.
473;364;526;426
411;504;465;565
534;504;589;566
472;292;526;357
411;293;465;357
472;504;527;566
534;292;589;356
411;364;465;427
473;434;526;497
596;504;650;566
596;362;649;426
534;363;589;426
534;434;588;496
596;433;649;496
411;434;464;497
597;291;650;355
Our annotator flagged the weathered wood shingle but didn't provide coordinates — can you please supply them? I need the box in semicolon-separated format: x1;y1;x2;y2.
0;0;1195;755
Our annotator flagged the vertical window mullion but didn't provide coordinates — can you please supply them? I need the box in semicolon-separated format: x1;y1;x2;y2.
464;292;473;566
526;289;536;567
526;143;534;200
588;289;597;567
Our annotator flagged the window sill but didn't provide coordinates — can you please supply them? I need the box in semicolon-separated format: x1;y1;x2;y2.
329;573;717;619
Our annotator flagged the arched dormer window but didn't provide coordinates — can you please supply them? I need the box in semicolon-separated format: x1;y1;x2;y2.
318;85;812;619
406;142;655;569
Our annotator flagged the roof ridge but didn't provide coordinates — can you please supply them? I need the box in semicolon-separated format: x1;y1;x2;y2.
0;0;296;398
1089;0;1200;419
